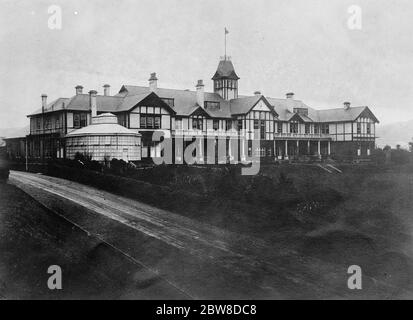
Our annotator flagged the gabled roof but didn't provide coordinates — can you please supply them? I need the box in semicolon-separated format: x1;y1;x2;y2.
288;112;314;123
118;91;176;114
316;106;379;123
229;95;277;116
211;59;240;80
189;105;210;117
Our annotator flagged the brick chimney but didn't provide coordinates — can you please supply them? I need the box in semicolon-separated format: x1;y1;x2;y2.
196;80;205;107
89;90;98;118
75;85;83;95
103;84;110;96
149;73;158;92
286;92;295;99
41;94;47;113
344;101;351;110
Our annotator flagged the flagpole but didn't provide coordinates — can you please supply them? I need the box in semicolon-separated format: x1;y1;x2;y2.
224;28;227;60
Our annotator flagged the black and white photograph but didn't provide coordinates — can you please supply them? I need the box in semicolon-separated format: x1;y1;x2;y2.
1;0;413;308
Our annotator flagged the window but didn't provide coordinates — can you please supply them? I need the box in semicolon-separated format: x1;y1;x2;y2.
290;122;298;134
36;118;41;130
321;124;330;134
74;114;80;128
147;116;154;129
277;122;282;133
140;115;161;129
205;101;220;110
154;116;161;129
140;116;146;128
314;124;319;134
253;120;259;130
175;118;182;130
44;119;50;130
226;120;232;131
55;119;60;129
305;124;310;134
80;114;87;127
367;123;371;134
260;120;265;139
357;123;361;134
237;119;243;130
213;120;219;130
192;117;203;130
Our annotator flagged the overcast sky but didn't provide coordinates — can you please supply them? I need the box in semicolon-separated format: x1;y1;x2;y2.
1;0;412;128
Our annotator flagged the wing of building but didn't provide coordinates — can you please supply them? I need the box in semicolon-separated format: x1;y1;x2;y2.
7;56;379;163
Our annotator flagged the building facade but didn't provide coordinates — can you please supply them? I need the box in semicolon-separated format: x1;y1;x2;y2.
14;56;378;163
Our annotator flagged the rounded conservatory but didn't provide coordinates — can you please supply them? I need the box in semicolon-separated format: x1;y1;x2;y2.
66;113;141;162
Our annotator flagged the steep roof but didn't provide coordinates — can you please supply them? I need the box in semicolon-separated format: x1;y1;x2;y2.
229;95;277;116
211;59;240;80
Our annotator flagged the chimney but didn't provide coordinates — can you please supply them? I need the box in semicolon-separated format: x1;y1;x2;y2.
286;92;295;99
75;85;83;95
344;101;351;110
41;94;47;113
149;72;158;92
254;91;261;96
103;84;110;96
196;80;205;107
89;90;98;118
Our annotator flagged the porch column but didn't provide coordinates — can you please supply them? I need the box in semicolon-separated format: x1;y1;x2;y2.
285;140;288;160
328;140;331;155
228;138;232;160
273;140;276;158
307;140;310;155
198;138;203;163
317;140;321;157
241;138;246;161
296;140;299;156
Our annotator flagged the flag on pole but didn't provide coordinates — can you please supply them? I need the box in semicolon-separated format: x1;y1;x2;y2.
225;27;229;34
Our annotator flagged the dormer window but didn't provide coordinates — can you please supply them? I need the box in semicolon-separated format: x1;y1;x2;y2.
293;107;309;116
204;101;220;110
161;98;174;108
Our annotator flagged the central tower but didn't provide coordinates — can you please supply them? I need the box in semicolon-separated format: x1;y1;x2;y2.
212;57;239;100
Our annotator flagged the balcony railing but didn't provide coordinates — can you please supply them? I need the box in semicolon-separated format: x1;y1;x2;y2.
172;129;239;137
273;133;332;139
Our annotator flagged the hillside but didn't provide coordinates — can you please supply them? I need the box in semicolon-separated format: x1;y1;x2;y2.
0;126;29;139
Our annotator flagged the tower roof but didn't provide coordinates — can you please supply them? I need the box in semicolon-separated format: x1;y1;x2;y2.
212;58;240;80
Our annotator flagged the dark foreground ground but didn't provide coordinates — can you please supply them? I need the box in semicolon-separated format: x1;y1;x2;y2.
2;163;413;299
0;182;187;299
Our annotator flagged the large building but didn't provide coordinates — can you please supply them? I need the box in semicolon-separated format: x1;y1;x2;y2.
11;56;379;163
